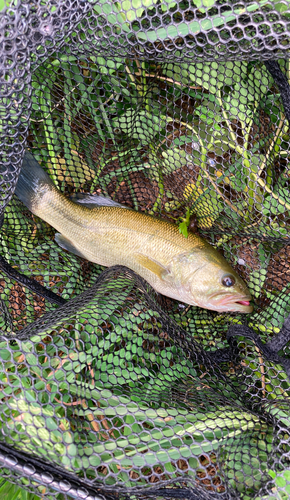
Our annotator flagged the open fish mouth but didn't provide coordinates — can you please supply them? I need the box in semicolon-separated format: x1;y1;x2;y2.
221;296;251;305
221;296;253;312
205;293;253;312
235;300;251;306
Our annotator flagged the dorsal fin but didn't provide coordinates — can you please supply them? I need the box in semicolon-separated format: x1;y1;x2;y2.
70;193;128;209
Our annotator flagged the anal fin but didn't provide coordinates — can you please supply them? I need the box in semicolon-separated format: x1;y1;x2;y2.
55;233;86;259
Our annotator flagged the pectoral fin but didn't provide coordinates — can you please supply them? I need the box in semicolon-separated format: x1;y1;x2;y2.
55;233;86;259
135;254;169;280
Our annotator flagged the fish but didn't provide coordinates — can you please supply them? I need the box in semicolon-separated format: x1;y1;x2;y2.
14;151;253;313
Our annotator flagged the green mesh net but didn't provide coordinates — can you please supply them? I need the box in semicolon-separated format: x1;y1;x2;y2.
1;1;290;499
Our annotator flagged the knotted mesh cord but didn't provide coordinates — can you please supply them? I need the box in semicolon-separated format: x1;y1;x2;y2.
2;1;290;499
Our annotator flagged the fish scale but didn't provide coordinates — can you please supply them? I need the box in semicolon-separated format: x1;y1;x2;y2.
15;151;253;313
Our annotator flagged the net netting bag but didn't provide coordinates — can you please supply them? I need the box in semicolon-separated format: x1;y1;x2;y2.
2;0;290;498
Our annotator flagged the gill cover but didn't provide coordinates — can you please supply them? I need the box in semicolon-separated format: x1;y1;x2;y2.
135;250;204;288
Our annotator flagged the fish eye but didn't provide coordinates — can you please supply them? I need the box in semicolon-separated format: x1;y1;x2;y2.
222;275;235;287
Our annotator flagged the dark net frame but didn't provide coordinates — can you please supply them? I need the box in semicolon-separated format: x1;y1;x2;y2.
1;0;290;499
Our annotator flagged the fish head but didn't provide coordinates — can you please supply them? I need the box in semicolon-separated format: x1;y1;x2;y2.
169;245;253;313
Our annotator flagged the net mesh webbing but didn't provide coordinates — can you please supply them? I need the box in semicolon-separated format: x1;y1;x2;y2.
1;1;290;499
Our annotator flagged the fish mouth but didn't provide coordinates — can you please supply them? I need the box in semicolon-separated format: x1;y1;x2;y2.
206;293;253;313
222;298;253;313
235;300;251;306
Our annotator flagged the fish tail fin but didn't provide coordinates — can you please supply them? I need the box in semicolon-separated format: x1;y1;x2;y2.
15;152;56;212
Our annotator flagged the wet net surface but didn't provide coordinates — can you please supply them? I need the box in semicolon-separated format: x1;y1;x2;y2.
2;1;290;499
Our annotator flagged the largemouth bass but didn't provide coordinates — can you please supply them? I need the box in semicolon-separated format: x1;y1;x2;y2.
14;152;252;313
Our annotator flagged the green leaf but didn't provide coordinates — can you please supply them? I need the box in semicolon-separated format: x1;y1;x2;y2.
178;221;188;238
273;0;290;12
113;109;165;144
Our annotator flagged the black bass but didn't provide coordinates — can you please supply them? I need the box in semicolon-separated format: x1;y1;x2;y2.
14;152;252;313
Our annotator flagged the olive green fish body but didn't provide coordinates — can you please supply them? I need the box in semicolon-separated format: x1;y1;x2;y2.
15;152;252;312
32;188;205;299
